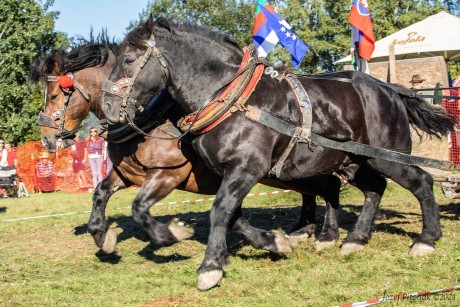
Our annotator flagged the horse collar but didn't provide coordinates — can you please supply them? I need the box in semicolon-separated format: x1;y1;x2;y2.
177;46;265;134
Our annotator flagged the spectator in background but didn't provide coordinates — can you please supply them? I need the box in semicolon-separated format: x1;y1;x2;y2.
0;139;7;167
70;133;88;191
409;74;425;90
35;151;55;193
86;127;104;189
36;152;54;178
103;140;113;176
5;143;17;168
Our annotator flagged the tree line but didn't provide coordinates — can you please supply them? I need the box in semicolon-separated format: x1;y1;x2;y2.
1;0;459;144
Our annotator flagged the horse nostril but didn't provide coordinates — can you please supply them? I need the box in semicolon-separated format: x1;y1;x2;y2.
119;113;127;124
42;136;49;147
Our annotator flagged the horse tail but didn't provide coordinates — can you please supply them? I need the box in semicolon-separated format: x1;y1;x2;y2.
398;91;455;140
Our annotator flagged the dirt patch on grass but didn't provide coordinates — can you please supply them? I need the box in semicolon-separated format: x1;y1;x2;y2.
142;295;187;306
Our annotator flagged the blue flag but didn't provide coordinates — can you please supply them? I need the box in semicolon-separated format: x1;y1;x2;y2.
258;3;309;69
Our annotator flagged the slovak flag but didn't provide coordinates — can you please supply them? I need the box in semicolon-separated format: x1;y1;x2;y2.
348;0;375;61
253;2;309;69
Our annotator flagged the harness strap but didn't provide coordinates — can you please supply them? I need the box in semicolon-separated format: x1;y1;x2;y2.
244;105;460;172
268;75;313;177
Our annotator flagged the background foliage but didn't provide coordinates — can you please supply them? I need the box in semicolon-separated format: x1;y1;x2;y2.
0;0;68;145
0;1;459;144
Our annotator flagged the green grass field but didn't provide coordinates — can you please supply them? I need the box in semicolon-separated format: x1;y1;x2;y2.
0;182;459;306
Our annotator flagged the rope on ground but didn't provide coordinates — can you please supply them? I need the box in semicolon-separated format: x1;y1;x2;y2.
334;285;460;307
0;189;292;223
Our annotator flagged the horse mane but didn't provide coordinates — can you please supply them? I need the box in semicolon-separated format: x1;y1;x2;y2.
29;52;59;83
30;31;119;83
64;31;119;72
125;16;243;53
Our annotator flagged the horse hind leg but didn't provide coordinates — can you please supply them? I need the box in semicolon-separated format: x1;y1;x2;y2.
288;194;317;245
284;176;341;250
230;206;292;254
88;170;127;254
341;165;386;255
314;176;341;251
290;194;317;234
131;172;194;246
367;160;441;256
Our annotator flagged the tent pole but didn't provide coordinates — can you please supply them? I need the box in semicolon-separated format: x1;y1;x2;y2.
388;43;397;83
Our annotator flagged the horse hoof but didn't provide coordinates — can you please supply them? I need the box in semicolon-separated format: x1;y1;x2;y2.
409;243;435;257
315;240;335;252
168;218;194;241
197;270;223;291
273;230;292;254
340;243;364;255
101;229;117;254
288;233;310;246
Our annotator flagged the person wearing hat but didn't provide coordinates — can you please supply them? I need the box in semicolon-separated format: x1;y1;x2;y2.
35;152;55;192
410;74;425;90
35;152;54;178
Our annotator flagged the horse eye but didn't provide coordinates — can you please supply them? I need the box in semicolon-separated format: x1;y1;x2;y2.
50;94;58;101
125;57;136;65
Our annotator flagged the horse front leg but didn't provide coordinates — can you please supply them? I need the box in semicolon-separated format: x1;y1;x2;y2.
197;170;261;291
131;170;194;246
88;169;127;254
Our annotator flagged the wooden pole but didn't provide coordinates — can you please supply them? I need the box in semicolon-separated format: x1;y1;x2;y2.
388;43;397;83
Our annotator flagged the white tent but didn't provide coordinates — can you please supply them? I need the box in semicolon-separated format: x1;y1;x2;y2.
337;11;460;63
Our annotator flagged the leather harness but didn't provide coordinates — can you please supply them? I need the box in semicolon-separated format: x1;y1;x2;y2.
176;53;459;174
100;40;459;174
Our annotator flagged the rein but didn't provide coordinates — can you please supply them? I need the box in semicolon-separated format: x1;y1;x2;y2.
36;73;92;140
300;72;418;98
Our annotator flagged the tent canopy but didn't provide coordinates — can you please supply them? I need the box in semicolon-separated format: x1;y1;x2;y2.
337;11;460;63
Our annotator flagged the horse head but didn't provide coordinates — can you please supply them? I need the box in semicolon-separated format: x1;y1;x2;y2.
30;37;118;152
101;15;243;125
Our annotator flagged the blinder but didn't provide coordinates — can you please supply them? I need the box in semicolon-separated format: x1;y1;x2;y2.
36;112;60;129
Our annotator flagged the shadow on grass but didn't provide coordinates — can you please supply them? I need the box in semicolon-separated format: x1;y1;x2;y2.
138;243;191;263
0;207;6;213
95;250;122;264
74;203;424;262
439;202;460;220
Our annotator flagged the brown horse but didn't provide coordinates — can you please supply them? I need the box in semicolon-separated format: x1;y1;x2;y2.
31;37;347;255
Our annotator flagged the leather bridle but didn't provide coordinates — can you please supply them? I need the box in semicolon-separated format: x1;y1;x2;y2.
102;37;169;126
36;73;92;140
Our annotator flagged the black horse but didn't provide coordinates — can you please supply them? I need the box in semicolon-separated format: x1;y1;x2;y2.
101;17;454;290
30;37;356;256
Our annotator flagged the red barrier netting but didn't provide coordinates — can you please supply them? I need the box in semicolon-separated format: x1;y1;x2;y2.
12;141;109;194
442;76;460;166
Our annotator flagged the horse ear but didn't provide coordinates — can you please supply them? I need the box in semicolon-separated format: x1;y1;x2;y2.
51;50;64;74
144;14;155;34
